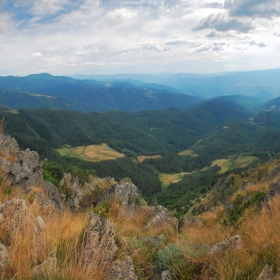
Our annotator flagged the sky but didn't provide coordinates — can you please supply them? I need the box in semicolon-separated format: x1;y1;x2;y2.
1;0;280;76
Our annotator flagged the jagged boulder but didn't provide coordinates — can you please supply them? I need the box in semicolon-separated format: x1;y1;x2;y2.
0;243;10;272
107;256;137;280
209;235;242;255
269;179;280;197
59;173;115;209
35;181;64;211
0;199;46;256
100;179;143;210
143;206;177;230
257;264;278;280
83;213;118;269
266;165;280;181
161;270;171;280
0;134;19;159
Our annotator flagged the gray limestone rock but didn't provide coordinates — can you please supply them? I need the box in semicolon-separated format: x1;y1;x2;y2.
143;206;177;230
0;134;19;158
0;243;10;272
107;256;137;280
31;257;57;277
101;180;140;209
161;270;171;280
266;165;280;181
209;235;242;255
83;214;118;269
257;264;278;280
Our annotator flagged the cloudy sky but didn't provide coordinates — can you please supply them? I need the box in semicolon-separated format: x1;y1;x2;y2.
1;0;280;76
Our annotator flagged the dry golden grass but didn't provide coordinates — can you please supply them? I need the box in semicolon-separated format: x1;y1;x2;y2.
159;172;190;188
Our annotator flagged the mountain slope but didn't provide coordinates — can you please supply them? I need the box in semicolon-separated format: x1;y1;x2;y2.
0;74;200;112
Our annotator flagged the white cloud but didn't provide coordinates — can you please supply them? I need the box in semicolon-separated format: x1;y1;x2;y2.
109;8;138;18
32;52;43;57
0;0;279;75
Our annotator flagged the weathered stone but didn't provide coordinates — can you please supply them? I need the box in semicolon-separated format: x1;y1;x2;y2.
266;165;280;181
241;180;252;190
101;180;141;209
209;235;242;255
144;206;177;230
161;269;171;280
107;256;137;280
31;257;57;277
257;264;277;280
0;243;10;272
270;179;280;197
225;204;234;214
0;134;19;158
83;214;118;269
0;199;45;257
144;234;166;244
0;213;5;223
37;181;64;210
34;216;46;232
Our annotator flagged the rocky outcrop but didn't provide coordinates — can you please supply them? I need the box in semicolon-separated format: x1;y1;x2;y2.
100;179;144;210
257;264;278;280
161;270;171;280
83;214;118;269
107;256;137;280
0;199;46;256
35;181;64;210
209;235;242;255
143;206;177;230
59;173;115;209
0;243;10;272
266;165;280;181
269;179;280;197
0;134;64;210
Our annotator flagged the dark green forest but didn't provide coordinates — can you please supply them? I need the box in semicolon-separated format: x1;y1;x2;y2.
2;98;280;215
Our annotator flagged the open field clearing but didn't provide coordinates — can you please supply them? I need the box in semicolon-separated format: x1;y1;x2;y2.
211;156;258;174
159;172;190;188
137;155;162;162
57;143;125;162
178;149;198;157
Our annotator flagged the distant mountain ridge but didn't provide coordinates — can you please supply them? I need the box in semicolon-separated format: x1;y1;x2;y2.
0;73;200;113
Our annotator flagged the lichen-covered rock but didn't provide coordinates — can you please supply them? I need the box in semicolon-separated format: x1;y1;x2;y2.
269;179;280;197
101;180;143;209
0;134;19;159
31;257;57;277
0;199;46;257
209;235;242;255
107;256;137;280
143;206;177;230
161;270;171;280
257;264;278;280
35;181;64;210
83;214;118;269
59;173;115;209
0;199;30;235
266;165;280;181
0;243;10;272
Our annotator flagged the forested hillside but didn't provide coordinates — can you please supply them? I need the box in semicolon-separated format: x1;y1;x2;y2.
2;96;280;215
